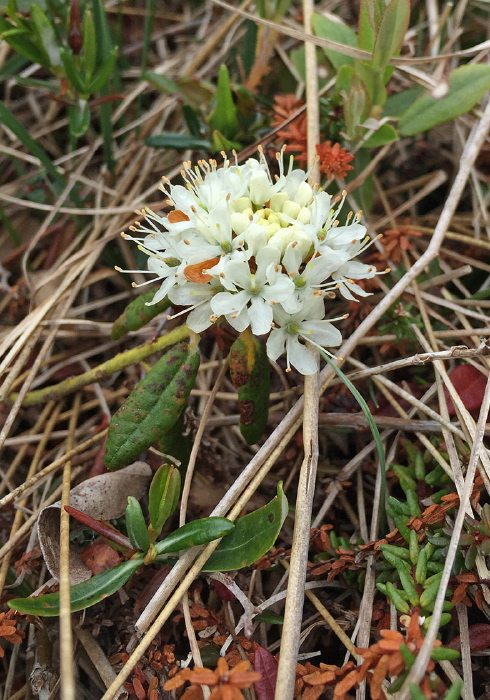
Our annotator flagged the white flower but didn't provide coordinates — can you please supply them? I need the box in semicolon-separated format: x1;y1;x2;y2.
267;302;343;375
118;149;382;374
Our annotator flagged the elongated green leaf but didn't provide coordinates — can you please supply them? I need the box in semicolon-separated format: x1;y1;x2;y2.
30;4;61;67
372;0;410;72
208;64;239;140
145;133;212;151
399;64;490;136
0;20;49;65
230;331;270;445
8;557;142;617
203;484;288;571
383;86;424;117
104;343;200;470
148;464;180;536
155;517;234;556
60;46;85;93
311;13;356;71
358;0;380;52
82;9;96;81
126;497;150;552
86;46;118;93
361;123;398;148
111;289;171;340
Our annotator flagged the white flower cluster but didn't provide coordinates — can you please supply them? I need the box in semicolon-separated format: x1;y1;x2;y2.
121;150;379;375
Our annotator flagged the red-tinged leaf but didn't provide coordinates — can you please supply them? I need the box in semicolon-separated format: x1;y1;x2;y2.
80;540;122;575
211;579;236;601
253;646;278;700
368;383;423;417
447;623;490;652
64;506;134;551
444;364;488;413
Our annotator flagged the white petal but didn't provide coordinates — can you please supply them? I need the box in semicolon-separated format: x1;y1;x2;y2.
266;328;286;362
186;303;214;332
286;336;318;374
249;296;273;335
211;289;249;316
300;320;342;347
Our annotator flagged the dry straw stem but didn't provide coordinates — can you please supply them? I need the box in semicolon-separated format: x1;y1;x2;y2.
209;0;490;66
274;0;321;695
59;394;81;700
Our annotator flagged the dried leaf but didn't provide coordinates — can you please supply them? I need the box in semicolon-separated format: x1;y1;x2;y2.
444;364;488;414
253;646;278;700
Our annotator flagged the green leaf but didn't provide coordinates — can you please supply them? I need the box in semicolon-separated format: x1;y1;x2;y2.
82;9;96;81
358;0;380;52
145;133;212;151
355;61;386;107
430;647;460;661
383;87;424;117
111;289;171;340
408;684;426;700
86;46;118;93
69;99;90;138
8;557;142;616
104;343;200;470
208;64;239;140
399;64;490;136
183;104;203;138
311;13;356;71
155;517;235;556
143;71;180;94
442;681;463;700
148;464;181;538
372;0;410;72
203;483;288;571
126;496;150;552
229;330;270;445
59;46;86;93
30;4;61;67
361;123;398;148
0;20;49;66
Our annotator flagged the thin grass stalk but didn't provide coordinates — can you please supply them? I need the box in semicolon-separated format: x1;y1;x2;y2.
59;393;81;700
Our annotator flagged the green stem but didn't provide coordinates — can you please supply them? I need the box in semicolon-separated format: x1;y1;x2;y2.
8;325;190;407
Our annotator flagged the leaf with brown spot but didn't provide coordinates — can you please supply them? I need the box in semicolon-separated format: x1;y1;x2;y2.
104;343;200;469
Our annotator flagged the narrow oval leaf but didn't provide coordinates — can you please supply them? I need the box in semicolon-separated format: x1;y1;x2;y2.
111;288;171;340
126;497;150;552
148;464;181;535
155;517;235;556
254;646;278;700
372;0;410;72
444;364;488;414
311;13;357;71
203;483;288;572
399;64;490;136
8;557;142;617
230;331;270;445
104;343;200;470
209;64;239;140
